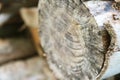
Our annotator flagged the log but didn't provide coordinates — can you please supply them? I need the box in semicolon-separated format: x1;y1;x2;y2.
20;8;39;28
0;56;56;80
0;37;36;64
38;0;120;80
115;0;120;2
38;0;106;80
0;0;39;13
84;1;120;79
20;7;44;56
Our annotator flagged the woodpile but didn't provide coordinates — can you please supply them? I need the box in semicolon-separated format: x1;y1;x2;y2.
38;0;120;80
0;0;55;80
0;0;120;80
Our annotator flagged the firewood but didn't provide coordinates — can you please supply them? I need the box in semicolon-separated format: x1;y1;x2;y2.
38;0;120;80
0;37;36;64
20;7;44;56
0;57;56;80
0;0;38;13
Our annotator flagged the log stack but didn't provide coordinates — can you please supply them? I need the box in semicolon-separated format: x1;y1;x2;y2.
0;0;55;80
0;0;120;80
38;0;120;80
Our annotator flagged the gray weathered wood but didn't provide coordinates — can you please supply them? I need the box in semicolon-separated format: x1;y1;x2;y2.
38;0;107;80
84;1;120;79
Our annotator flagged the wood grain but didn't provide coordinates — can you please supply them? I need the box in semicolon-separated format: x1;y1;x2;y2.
38;0;106;80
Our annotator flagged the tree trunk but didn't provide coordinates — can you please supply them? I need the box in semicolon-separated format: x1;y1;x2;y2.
38;0;120;80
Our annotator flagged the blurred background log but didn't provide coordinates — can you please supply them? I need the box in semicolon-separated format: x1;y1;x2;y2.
0;0;56;80
0;37;36;65
0;57;56;80
0;0;38;13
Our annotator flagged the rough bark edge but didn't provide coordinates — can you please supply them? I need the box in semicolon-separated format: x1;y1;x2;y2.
97;23;116;79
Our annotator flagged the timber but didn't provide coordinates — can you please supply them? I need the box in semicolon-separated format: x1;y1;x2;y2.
84;1;120;79
38;0;120;80
38;0;106;80
0;0;38;13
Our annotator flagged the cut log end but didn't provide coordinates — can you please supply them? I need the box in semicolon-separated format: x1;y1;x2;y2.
38;0;108;80
39;0;120;80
